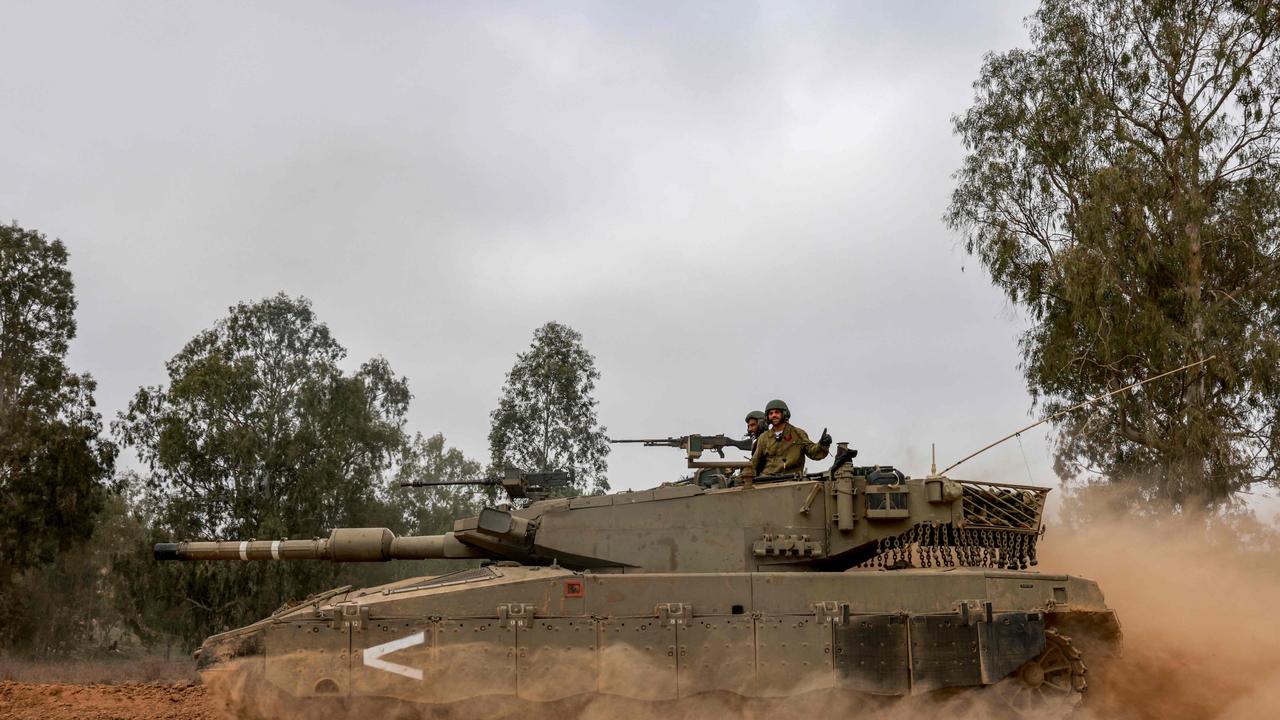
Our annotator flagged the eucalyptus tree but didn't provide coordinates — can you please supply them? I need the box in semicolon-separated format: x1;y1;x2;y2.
0;222;116;647
117;294;411;642
949;0;1280;506
388;431;485;536
489;322;610;494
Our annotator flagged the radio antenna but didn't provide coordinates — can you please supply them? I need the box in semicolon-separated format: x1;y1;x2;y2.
938;355;1216;477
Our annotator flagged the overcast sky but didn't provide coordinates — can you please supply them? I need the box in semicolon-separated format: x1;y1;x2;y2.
8;1;1268;517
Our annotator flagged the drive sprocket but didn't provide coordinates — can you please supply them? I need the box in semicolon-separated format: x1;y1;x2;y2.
987;627;1088;718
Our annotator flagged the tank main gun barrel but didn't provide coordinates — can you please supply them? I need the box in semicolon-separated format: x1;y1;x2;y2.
154;528;486;562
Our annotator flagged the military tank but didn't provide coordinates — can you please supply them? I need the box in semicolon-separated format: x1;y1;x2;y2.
157;440;1121;718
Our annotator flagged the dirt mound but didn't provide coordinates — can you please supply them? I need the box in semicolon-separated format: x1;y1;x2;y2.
0;681;214;720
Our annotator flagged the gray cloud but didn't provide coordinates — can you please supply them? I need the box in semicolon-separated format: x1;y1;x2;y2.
14;1;1251;520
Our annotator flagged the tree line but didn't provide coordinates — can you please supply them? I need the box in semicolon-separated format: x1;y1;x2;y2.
4;0;1279;659
0;222;609;654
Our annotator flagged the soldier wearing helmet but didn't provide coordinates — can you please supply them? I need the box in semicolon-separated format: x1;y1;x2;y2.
749;399;832;477
744;410;768;453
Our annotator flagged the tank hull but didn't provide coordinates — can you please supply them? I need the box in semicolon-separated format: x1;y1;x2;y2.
197;565;1120;709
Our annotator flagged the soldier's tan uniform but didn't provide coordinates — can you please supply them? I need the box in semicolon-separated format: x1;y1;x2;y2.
751;422;829;476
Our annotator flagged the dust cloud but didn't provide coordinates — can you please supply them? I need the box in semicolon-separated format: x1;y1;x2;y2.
203;654;1062;720
1038;496;1280;720
200;506;1280;720
202;645;1071;719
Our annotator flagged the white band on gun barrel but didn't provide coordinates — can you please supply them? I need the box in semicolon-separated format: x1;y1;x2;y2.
239;541;248;561
271;540;281;560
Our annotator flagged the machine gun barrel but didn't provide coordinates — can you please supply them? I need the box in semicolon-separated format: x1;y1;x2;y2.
751;471;827;484
399;480;501;487
609;434;753;457
399;469;573;499
154;528;487;562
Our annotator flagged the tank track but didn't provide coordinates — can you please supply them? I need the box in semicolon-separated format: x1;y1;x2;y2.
983;628;1087;718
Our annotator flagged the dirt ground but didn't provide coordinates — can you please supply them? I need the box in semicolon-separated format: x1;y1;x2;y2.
0;657;209;720
0;681;214;720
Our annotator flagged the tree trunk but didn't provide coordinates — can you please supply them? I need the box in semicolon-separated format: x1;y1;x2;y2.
1183;189;1208;499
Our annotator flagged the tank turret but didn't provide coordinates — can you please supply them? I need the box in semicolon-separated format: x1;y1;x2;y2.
157;461;1047;572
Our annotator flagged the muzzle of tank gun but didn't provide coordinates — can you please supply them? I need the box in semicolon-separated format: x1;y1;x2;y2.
154;528;486;562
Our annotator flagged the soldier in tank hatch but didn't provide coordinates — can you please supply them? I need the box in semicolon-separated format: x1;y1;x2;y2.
750;399;831;477
744;409;768;453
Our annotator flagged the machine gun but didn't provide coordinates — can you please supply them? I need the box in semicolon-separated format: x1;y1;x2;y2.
400;467;572;501
610;434;752;462
612;433;757;488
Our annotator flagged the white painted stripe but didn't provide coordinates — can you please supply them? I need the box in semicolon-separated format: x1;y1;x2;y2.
239;541;249;561
271;541;281;560
364;631;426;681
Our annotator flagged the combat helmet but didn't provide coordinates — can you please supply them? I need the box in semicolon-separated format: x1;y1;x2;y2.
765;398;790;422
745;410;768;434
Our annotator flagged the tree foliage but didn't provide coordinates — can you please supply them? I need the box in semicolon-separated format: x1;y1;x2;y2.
2;487;151;654
389;432;485;537
0;222;115;608
949;0;1280;506
489;322;610;494
115;294;413;643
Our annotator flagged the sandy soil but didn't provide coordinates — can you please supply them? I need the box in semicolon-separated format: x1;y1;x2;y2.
0;681;214;720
